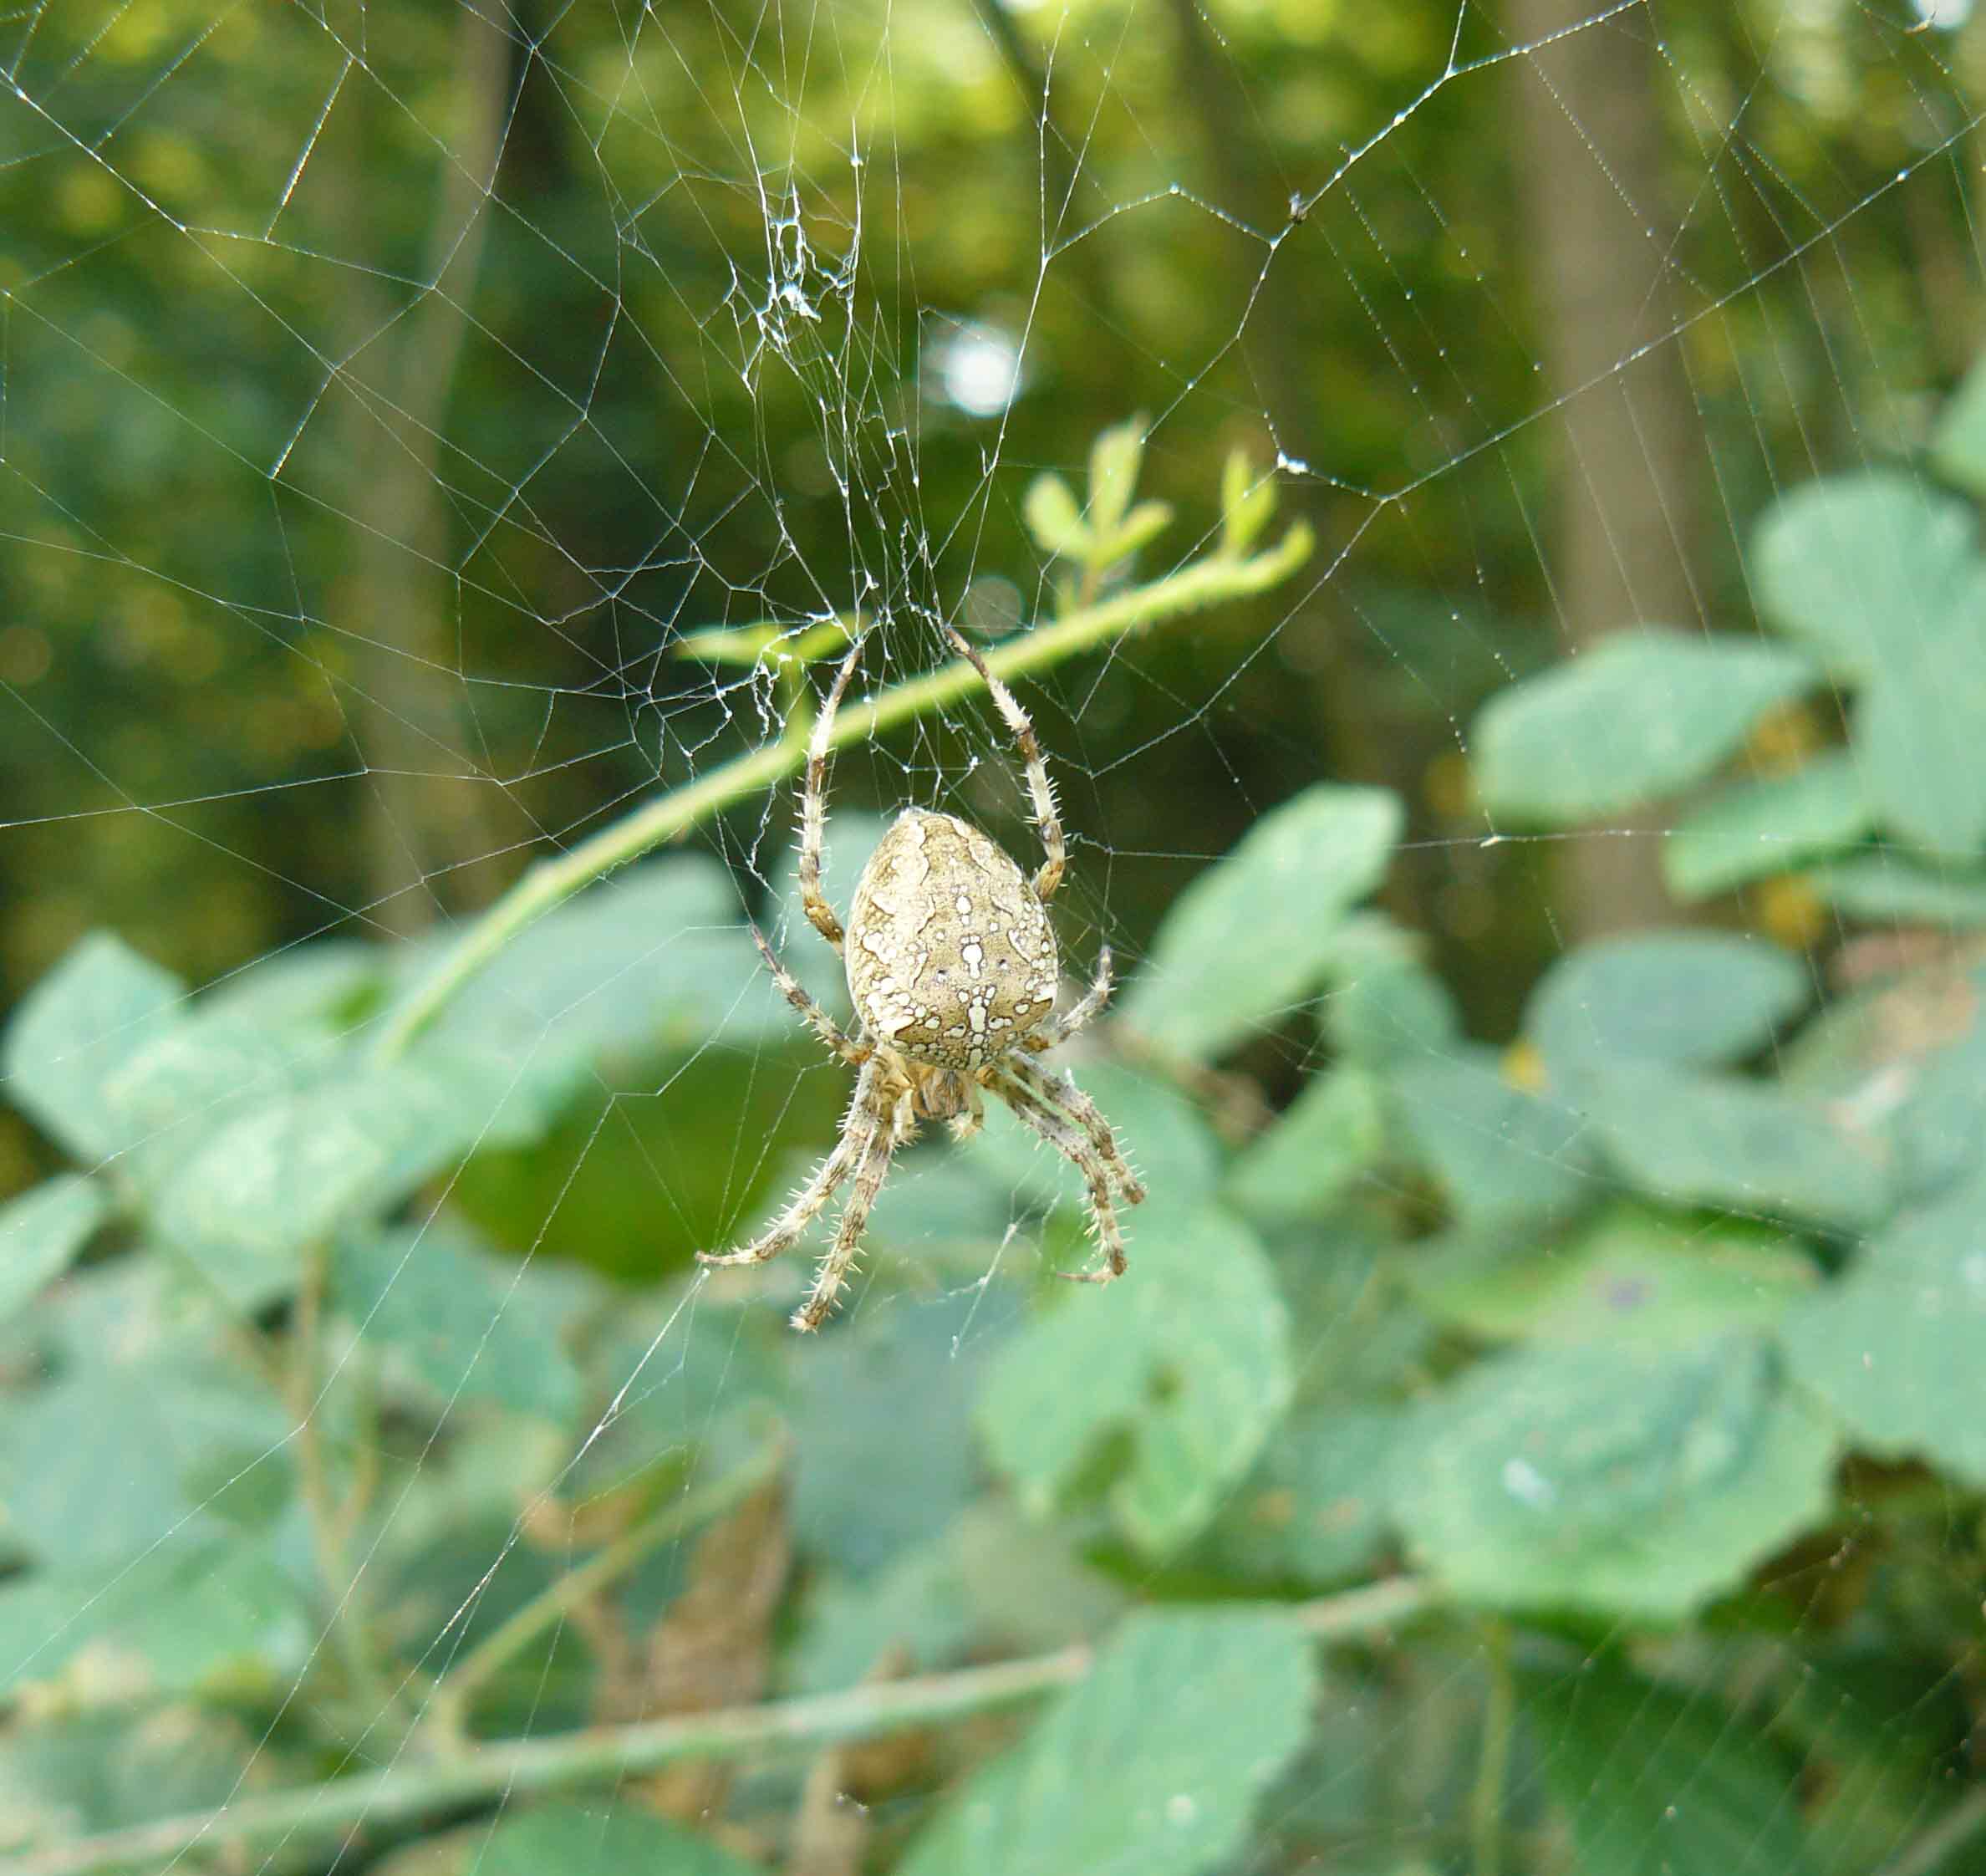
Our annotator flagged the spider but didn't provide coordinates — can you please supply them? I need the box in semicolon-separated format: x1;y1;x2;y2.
699;621;1145;1332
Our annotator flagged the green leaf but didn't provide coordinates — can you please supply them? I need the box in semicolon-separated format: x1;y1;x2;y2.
977;1204;1292;1553
1121;784;1403;1058
1813;854;1986;925
1086;415;1146;540
1779;1160;1986;1486
1851;596;1986;854
1663;753;1873;899
0;1531;309;1700
1520;1656;1823;1876
424;855;771;1074
0;1708;258;1847
140;1055;487;1305
1584;1061;1891;1231
1225;1065;1387;1227
330;1221;582;1424
474;1803;760;1876
1390;1337;1835;1621
1388;1048;1595;1227
1527;932;1810;1078
1473;628;1817;823
792;1293;1001;1574
1753;471;1976;682
0;1175;107;1322
1317;915;1460;1066
1220;447;1278;555
898;1608;1316;1876
1098;497;1174;563
0;1330;293;1573
1409;1204;1817;1348
3;933;186;1164
1023;472;1089;559
1198;1403;1399;1586
1932;354;1986;501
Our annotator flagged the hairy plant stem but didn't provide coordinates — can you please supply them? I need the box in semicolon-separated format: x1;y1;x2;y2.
425;1435;788;1744
372;523;1311;1062
12;1573;1423;1876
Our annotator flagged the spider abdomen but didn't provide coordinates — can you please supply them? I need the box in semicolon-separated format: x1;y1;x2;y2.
846;808;1060;1069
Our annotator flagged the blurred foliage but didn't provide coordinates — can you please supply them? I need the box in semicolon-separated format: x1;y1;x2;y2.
5;0;1986;1873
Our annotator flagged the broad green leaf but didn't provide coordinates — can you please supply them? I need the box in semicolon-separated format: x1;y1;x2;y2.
142;1056;487;1304
1198;1403;1399;1586
330;1221;581;1424
424;855;771;1073
1585;1061;1891;1231
1121;784;1403;1058
1527;932;1810;1078
790;1542;973;1695
1220;446;1279;555
1390;1337;1835;1621
1225;1065;1386;1227
0;1175;107;1322
1753;471;1976;681
0;1336;293;1573
1851;592;1986;854
1388;1048;1595;1227
1779;1160;1986;1486
1409;1204;1817;1348
1521;1657;1822;1876
1473;628;1817;823
898;1608;1315;1876
474;1803;759;1876
977;1203;1292;1553
0;1531;309;1699
193;941;382;1035
1663;753;1873;899
792;1292;1002;1574
1087;415;1145;540
3;933;186;1164
1814;854;1986;925
1023;472;1088;558
1882;966;1986;1197
1933;349;1986;500
0;1708;258;1848
1318;915;1460;1066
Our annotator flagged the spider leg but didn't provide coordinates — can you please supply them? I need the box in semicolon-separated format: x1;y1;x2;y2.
947;1076;986;1144
751;924;870;1068
940;622;1065;904
792;1103;901;1332
990;1068;1130;1285
798;633;867;952
697;1060;881;1269
1023;945;1114;1054
1003;1052;1145;1206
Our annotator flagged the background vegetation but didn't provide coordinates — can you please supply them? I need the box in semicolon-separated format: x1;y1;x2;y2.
3;1;1986;1872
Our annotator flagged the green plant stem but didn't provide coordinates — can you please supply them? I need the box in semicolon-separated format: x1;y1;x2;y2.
11;1570;1423;1876
1468;1619;1515;1876
425;1435;787;1741
372;523;1311;1062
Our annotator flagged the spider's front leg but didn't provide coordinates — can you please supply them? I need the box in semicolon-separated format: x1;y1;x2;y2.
1024;945;1115;1055
751;925;870;1068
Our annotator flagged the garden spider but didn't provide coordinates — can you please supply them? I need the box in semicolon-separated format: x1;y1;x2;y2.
699;622;1145;1332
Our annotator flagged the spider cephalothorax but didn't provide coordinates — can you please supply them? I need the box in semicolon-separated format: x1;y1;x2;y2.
697;624;1144;1332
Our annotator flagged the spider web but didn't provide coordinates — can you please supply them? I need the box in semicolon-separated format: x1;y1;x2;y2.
0;0;1982;1872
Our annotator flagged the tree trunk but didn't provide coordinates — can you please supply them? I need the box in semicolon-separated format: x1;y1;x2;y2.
333;6;514;935
1508;0;1703;936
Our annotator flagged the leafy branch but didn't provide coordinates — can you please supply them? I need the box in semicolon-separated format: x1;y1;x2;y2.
373;436;1311;1061
8;1578;1428;1876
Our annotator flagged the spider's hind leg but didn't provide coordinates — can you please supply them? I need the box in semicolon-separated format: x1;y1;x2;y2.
990;1068;1130;1285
